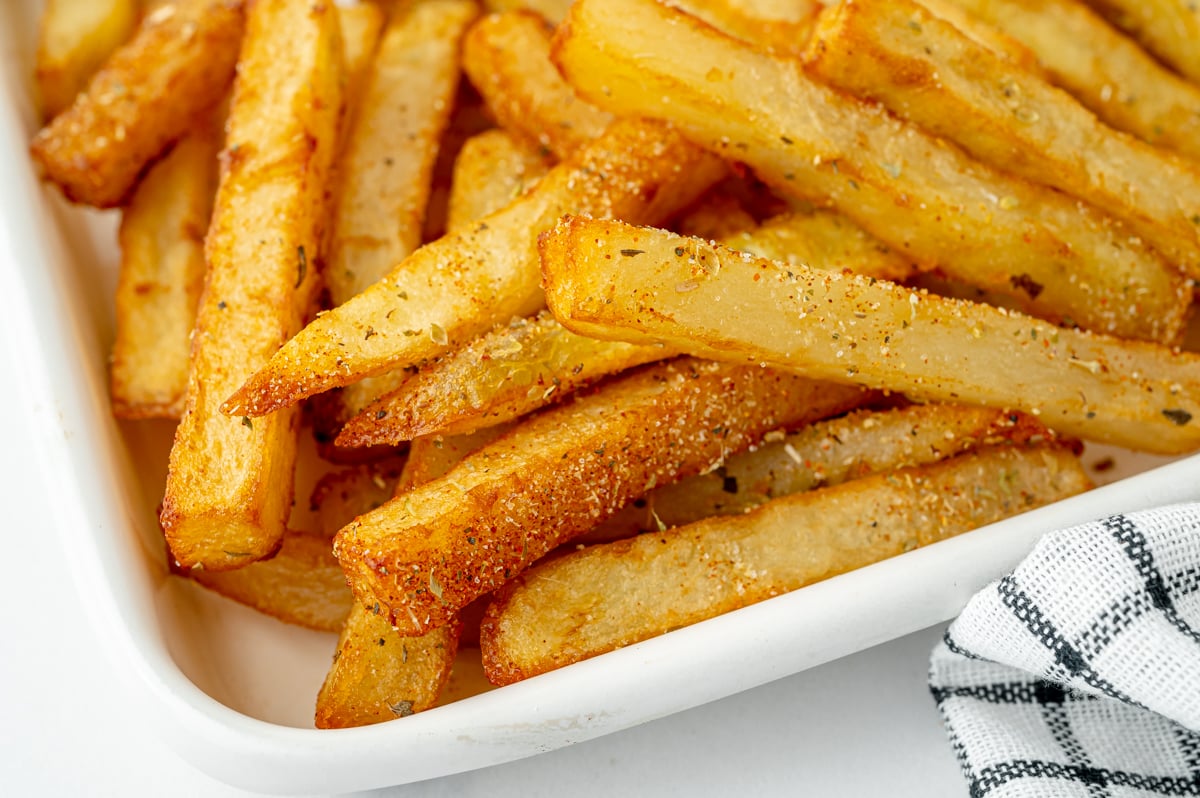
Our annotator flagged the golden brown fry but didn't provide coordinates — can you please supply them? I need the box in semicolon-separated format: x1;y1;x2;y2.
541;216;1200;455
914;0;1044;73
462;10;614;158
673;0;821;56
551;0;1190;343
482;0;573;24
327;0;478;308
805;0;1200;278
110;121;220;419
675;191;760;242
340;312;674;444
315;424;499;727
160;0;343;570
222;117;725;418
335;358;870;636
337;1;386;114
35;0;137;120
593;404;1063;538
1086;0;1200;84
30;0;244;208
395;424;517;491
481;444;1091;684
723;210;915;283
345;200;914;445
315;605;461;728
189;530;354;633
445;128;552;233
944;0;1200;161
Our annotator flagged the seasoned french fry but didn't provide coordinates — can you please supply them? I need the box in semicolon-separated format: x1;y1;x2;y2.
189;530;354;633
222;118;725;418
481;444;1091;684
445;128;552;233
315;423;511;727
315;605;461;727
592;404;1063;538
1086;0;1200;84
482;0;573;23
463;11;613;158
30;0;244;208
343;201;915;445
944;0;1200;161
160;0;343;570
914;0;1044;73
335;358;870;635
337;1;386;115
327;0;479;308
805;0;1200;278
110;120;221;419
722;210;915;283
540;216;1200;454
551;0;1190;343
35;0;137;120
339;312;674;444
673;0;821;56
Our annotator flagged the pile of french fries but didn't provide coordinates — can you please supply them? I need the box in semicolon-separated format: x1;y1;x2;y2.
31;0;1200;727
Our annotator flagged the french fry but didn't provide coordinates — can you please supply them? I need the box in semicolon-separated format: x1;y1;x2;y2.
914;0;1044;73
30;0;245;208
335;358;870;635
338;312;674;444
1086;0;1200;84
222;117;725;418
337;1;386;109
804;0;1200;278
463;11;613;158
540;216;1200;455
110;120;221;419
35;0;137;120
327;0;479;308
482;0;573;23
672;0;821;56
160;0;343;570
445;128;552;233
342;202;915;445
943;0;1200;161
551;0;1191;343
481;443;1091;684
722;210;915;283
315;454;462;728
310;463;405;538
592;404;1063;538
315;604;461;727
189;530;354;633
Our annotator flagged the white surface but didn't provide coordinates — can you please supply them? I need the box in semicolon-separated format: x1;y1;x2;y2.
0;367;967;795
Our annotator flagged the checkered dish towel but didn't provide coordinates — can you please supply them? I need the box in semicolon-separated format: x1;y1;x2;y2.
929;504;1200;797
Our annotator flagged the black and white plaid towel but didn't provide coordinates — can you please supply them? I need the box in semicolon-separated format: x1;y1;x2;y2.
930;504;1200;797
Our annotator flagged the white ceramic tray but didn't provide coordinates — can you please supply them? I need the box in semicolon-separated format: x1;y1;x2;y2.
4;3;1198;793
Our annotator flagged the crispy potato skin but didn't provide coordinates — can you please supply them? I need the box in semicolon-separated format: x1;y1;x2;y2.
35;0;137;120
481;444;1091;684
335;358;869;635
551;0;1190;343
222;117;725;417
945;0;1200;161
30;0;244;208
316;605;461;728
327;0;478;307
445;128;552;233
805;0;1200;277
541;217;1200;454
160;0;344;570
591;404;1066;539
110;120;220;420
463;11;613;158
